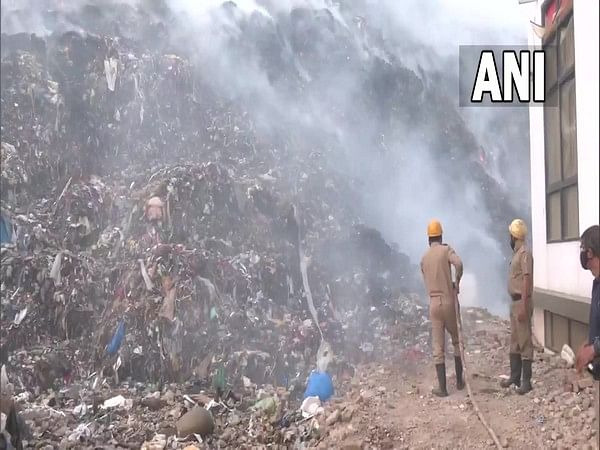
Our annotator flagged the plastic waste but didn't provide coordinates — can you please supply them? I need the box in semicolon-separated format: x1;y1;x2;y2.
0;214;12;244
104;58;118;91
213;365;226;392
304;371;334;402
561;344;575;368
253;396;277;415
300;396;324;418
106;319;126;355
49;252;63;286
1;365;11;395
13;308;27;326
139;259;155;291
102;395;132;409
68;423;92;442
145;196;164;221
72;402;88;417
316;340;333;372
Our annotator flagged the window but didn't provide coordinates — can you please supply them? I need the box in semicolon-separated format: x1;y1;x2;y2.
543;2;578;242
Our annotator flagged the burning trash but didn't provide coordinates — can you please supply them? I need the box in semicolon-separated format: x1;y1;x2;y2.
0;0;526;447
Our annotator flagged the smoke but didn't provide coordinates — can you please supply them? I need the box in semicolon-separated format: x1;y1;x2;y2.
1;0;531;317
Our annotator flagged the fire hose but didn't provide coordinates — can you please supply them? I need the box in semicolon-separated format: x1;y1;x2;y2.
453;291;503;450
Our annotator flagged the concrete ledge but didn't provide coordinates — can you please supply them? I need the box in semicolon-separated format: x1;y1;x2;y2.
532;288;591;324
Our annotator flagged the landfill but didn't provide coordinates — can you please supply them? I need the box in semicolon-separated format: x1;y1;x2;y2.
0;1;530;448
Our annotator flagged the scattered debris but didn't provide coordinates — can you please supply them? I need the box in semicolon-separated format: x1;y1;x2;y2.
176;407;215;438
561;344;576;368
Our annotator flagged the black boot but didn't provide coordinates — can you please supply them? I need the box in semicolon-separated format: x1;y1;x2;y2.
432;364;449;397
516;359;532;395
500;353;522;388
455;356;465;390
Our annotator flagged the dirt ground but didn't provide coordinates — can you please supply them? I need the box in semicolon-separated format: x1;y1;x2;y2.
317;308;599;450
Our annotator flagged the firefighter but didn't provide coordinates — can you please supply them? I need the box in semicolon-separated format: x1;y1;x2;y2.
420;219;464;397
500;219;534;394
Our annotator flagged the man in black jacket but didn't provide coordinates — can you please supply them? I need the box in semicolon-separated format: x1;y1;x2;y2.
575;225;600;444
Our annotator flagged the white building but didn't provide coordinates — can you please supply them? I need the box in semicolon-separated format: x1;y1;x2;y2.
527;0;599;350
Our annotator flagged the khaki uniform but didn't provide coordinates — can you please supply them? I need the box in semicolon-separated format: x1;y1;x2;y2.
421;242;463;365
507;240;534;360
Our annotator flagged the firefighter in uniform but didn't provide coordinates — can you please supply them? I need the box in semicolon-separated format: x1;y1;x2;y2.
500;218;534;394
420;219;464;397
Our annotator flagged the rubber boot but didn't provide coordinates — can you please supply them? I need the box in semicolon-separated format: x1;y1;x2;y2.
516;359;532;395
455;356;465;390
432;364;449;397
500;353;522;388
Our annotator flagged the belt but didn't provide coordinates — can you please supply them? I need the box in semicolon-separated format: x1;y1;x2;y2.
511;294;521;301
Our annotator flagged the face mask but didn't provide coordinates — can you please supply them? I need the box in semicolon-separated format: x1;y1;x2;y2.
510;236;516;250
580;249;590;270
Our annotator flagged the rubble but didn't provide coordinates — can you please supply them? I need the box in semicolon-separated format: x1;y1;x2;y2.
306;312;600;450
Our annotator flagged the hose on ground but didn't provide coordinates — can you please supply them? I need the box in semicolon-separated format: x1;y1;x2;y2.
454;292;503;450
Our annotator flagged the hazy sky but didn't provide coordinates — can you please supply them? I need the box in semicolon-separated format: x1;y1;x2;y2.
2;0;536;48
378;0;535;56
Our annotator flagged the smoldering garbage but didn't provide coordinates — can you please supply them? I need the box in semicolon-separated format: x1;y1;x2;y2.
0;157;431;446
0;32;430;446
0;2;520;447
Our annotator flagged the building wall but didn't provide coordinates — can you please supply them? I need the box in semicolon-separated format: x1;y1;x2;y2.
528;0;599;347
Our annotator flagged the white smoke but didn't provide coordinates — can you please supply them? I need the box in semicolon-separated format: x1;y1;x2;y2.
0;0;532;318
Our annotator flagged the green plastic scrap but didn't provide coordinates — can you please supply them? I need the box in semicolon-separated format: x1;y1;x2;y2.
213;365;226;391
252;396;277;415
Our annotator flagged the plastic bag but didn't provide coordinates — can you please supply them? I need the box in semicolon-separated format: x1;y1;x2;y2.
316;340;333;372
106;320;126;355
303;371;334;402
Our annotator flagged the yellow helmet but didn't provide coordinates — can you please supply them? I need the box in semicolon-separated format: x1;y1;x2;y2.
427;219;443;237
509;219;528;240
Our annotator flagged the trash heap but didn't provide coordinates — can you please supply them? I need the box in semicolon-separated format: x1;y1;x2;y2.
0;157;431;446
1;157;422;365
0;26;427;390
1;1;524;446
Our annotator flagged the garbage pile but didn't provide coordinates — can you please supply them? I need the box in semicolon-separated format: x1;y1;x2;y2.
0;22;428;386
1;114;430;447
0;159;432;447
2;156;425;370
1;1;524;446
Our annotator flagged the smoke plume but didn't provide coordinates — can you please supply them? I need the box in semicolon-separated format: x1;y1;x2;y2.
1;0;531;316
